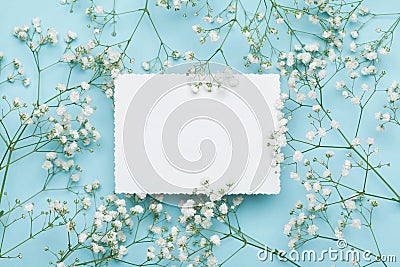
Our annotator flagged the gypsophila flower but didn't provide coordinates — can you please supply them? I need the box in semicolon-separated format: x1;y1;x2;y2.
56;83;66;91
344;200;357;210
64;30;77;43
218;203;228;214
42;160;53;170
142;61;150;71
331;120;340;129
78;232;88;243
70;173;80;182
209;31;220;42
207;256;218;266
68;90;80;103
307;224;318;235
293;151;304;162
66;221;75;232
210;234;221;246
366;137;374;145
23;203;34;212
351;219;362;229
290;172;300;180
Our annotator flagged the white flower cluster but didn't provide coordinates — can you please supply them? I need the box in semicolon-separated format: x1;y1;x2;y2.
0;57;30;87
142;195;242;266
375;81;400;131
37;92;100;163
14;18;58;47
54;192;150;266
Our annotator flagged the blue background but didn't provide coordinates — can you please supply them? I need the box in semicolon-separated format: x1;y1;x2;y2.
1;0;400;266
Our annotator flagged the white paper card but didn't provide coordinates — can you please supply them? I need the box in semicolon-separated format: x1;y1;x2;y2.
114;72;281;194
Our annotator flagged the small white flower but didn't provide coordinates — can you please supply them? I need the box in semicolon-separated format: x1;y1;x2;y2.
322;30;332;39
358;6;369;15
47;28;58;44
284;224;292;235
56;83;67;91
46;152;57;160
13;97;23;107
94;5;104;14
350;41;357;52
322;188;332;196
42;160;53;170
313;182;321;192
91;242;105;253
64;30;77;43
233;196;243;206
82;105;94;116
366;137;374;145
304;182;312;192
78;232;88;243
219;203;228;215
351;138;361;146
325;150;334;158
92;130;101;141
23;78;30;87
80;81;90;91
293;151;304;163
71;173;80;182
56;106;67;117
309;15;319;24
335;81;345;90
24;203;34;212
118;245;128;259
322;169;331;178
344;200;356;210
382;113;390;122
105;88;113;98
69;90;80;103
379;47;390;55
66;221;75;232
82;197;91;209
312;105;321;112
350;30;358;39
306;131;316;141
247;53;259;64
207;256;218;267
366;51;377;61
210;234;221;246
307;224;318;235
318;128;326;137
351;96;360;105
331;120;340;129
192;24;202;34
308;90;317;99
130;205;144;215
209;31;220;42
290;172;299;180
351;219;361;229
142;61;150;71
350;13;358;22
184;51;194;61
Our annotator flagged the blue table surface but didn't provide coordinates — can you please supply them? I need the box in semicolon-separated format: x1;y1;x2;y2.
1;0;400;266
